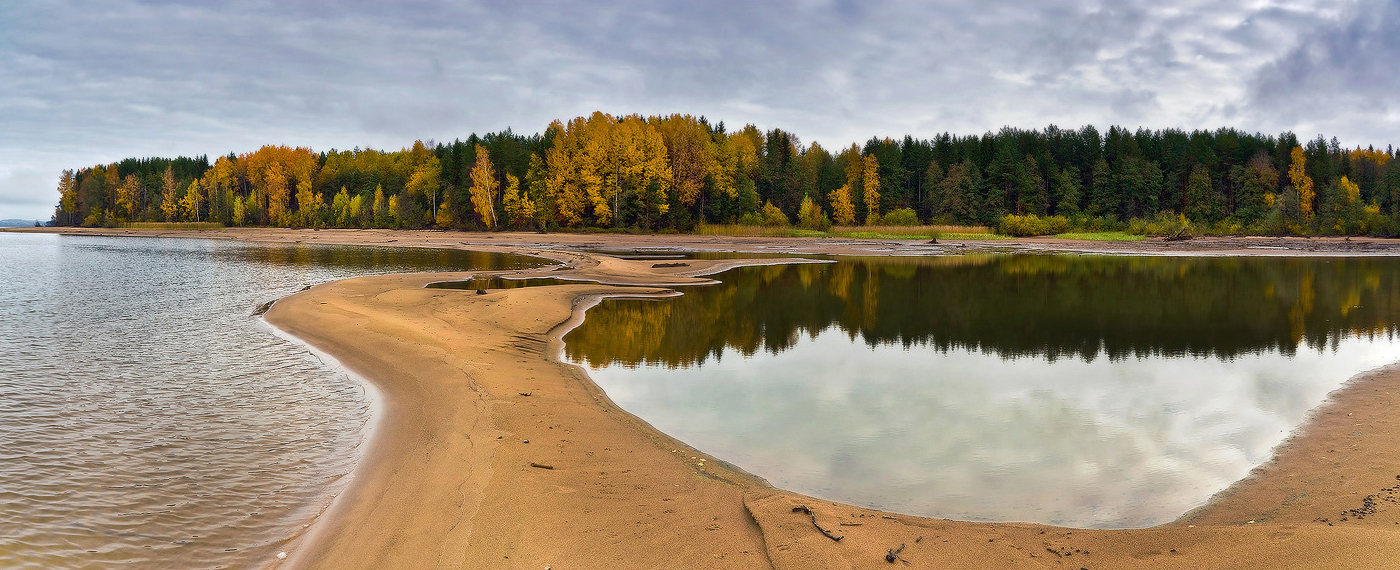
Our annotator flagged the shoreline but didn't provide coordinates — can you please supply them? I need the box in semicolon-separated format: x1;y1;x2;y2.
17;227;1400;568
257;317;388;560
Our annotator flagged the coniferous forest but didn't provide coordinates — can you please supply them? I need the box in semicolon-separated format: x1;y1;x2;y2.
51;112;1400;236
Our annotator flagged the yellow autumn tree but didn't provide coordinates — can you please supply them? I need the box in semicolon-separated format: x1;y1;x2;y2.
525;153;551;227
244;145;319;226
828;184;856;225
1289;146;1314;220
612;115;671;227
404;147;441;224
863;154;881;225
469;144;498;229
202;156;238;223
160;166;181;221
651;114;717;216
116;174;142;221
331;187;353;226
1338;175;1360;204
57;169;78;225
542;112;672;228
181;179;203;221
545;134;582;226
502;172;534;229
372;185;390;227
232;194;246;226
435;191;456;228
294;179;321;226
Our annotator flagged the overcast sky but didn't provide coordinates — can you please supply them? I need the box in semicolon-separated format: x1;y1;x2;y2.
3;0;1398;220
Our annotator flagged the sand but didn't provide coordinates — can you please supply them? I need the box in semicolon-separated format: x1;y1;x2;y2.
15;227;1400;568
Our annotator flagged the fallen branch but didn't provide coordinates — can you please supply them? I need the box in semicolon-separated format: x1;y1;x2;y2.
529;462;554;470
792;505;843;541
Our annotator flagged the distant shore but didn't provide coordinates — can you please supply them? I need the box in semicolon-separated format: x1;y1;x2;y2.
18;226;1400;569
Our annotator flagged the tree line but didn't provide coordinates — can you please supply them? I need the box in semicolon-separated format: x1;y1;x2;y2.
53;112;1400;236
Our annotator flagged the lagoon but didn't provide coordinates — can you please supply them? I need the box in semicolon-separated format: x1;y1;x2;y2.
565;255;1400;528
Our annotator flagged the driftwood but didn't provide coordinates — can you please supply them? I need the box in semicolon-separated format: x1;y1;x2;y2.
529;462;554;470
252;300;276;316
791;505;842;541
1164;227;1193;241
885;543;908;564
651;262;690;268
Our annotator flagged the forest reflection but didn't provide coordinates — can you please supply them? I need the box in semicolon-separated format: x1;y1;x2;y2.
565;254;1400;366
202;241;549;272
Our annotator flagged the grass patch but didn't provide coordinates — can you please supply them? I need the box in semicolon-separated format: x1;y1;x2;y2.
830;224;991;238
119;222;225;230
1052;231;1146;241
694;224;808;237
695;223;1005;240
939;232;1016;240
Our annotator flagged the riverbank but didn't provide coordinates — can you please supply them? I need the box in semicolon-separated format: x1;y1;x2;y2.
17;227;1400;568
14;224;1400;257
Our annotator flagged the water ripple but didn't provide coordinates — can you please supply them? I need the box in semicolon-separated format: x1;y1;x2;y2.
0;233;542;570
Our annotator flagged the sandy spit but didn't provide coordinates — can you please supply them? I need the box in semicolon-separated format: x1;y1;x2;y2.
17;227;1400;569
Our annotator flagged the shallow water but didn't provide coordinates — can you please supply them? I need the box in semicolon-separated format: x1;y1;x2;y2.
0;233;543;570
565;255;1400;528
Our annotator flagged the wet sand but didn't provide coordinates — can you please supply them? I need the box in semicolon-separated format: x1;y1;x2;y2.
17;227;1400;568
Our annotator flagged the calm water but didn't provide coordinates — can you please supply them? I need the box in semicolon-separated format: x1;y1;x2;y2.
565;255;1400;528
0;233;544;570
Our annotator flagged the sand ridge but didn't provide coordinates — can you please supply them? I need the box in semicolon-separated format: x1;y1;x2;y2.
16;227;1400;568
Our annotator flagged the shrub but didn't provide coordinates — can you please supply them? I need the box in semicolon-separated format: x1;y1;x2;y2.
760;201;790;227
1129;212;1194;236
998;214;1070;236
881;207;920;226
797;195;832;230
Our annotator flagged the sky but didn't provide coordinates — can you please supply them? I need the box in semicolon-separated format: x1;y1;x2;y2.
2;0;1399;221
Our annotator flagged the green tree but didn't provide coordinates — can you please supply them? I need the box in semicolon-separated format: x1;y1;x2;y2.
1184;164;1220;222
1052;166;1081;216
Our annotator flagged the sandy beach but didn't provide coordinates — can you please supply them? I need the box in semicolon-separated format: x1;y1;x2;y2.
17;226;1400;569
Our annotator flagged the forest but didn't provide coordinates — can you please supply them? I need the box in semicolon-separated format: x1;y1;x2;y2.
51;111;1400;236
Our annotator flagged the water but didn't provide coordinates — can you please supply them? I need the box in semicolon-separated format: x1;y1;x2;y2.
565;255;1400;528
0;233;544;570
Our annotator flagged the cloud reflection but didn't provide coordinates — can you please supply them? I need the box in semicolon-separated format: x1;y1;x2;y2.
582;332;1400;528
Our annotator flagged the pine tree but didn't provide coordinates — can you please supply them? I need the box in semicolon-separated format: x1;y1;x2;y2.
1052;167;1081;216
1184;164;1219;222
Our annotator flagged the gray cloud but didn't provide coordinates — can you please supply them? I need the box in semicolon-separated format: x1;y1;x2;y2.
1;0;1390;220
1245;0;1400;143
